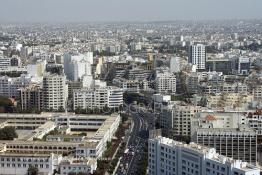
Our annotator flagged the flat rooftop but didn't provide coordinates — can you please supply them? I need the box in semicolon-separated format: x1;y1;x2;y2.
153;136;259;172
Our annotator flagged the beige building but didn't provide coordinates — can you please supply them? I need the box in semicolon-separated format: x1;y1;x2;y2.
19;84;43;111
206;93;253;108
159;102;201;139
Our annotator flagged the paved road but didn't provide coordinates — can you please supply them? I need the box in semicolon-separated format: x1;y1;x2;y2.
115;105;155;175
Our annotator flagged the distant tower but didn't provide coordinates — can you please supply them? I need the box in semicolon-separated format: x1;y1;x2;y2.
170;57;180;73
189;44;206;70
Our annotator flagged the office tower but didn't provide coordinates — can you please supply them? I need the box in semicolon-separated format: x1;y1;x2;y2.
148;136;260;175
170;57;180;73
193;128;257;164
19;84;43;111
191;111;257;164
43;73;68;111
231;57;251;75
189;44;206;70
206;58;231;74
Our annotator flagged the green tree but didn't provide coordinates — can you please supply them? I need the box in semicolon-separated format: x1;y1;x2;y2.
0;127;18;140
27;165;39;175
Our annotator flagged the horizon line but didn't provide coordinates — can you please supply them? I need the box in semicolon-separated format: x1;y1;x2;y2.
0;18;262;25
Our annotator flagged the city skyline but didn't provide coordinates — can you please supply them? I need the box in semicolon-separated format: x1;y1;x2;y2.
0;0;261;23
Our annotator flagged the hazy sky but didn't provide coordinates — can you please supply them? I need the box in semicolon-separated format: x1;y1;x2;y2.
0;0;261;22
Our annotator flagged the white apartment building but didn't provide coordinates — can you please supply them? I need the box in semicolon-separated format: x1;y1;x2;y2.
59;158;97;175
0;153;62;175
0;74;31;98
73;86;123;110
43;73;68;111
155;70;176;94
107;87;123;108
148;136;260;175
63;53;93;81
27;60;47;77
72;59;92;81
189;44;206;70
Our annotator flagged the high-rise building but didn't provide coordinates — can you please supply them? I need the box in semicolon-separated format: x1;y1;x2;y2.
189;44;206;70
155;70;176;94
43;73;68;111
231;57;251;75
148;136;260;175
63;53;92;81
19;84;43;111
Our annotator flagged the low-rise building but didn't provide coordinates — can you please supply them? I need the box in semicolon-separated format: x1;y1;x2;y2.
0;153;62;175
59;157;97;175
